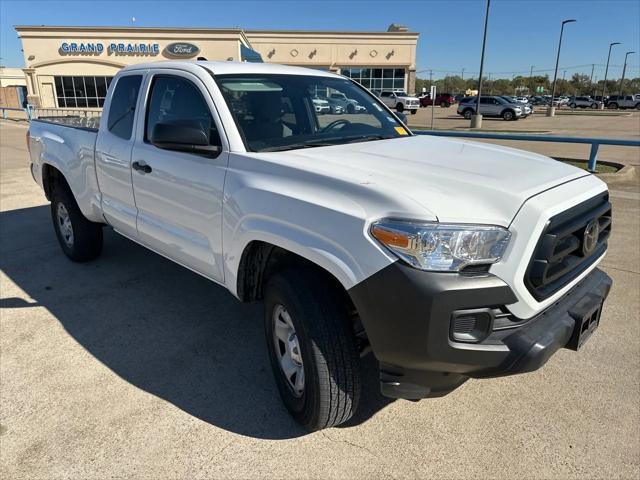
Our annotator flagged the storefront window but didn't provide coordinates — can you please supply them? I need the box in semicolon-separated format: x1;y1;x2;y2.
340;68;405;94
54;76;113;108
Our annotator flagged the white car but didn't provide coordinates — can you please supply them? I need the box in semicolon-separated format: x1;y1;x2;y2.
312;97;330;114
569;96;601;109
378;90;420;114
27;60;613;431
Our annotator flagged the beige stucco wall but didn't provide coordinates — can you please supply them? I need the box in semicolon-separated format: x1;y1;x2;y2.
16;26;419;108
245;30;418;72
0;67;27;87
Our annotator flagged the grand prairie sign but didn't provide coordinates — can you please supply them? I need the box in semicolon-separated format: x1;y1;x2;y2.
163;42;200;58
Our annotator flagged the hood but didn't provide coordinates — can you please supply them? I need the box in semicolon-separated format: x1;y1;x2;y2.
265;135;589;225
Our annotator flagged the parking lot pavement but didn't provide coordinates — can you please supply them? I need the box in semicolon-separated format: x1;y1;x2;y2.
408;108;640;167
1;119;639;479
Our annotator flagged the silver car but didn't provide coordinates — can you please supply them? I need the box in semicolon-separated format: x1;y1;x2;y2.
457;96;523;120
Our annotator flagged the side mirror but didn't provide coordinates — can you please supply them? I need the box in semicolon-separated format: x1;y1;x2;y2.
151;121;221;156
395;112;407;123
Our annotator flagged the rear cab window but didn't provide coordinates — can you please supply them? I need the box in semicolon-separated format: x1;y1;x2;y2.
107;75;143;140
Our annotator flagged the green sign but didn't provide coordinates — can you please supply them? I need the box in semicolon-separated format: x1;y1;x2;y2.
536;86;545;93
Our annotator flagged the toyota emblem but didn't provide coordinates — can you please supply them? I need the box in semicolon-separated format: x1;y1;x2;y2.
582;219;600;256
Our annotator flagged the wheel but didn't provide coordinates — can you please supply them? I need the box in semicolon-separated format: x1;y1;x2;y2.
440;101;447;108
591;103;598;109
635;103;640;110
346;104;355;114
411;109;417;115
570;103;576;108
51;184;103;262
396;103;404;113
264;269;361;431
463;109;473;120
609;102;618;109
502;109;515;121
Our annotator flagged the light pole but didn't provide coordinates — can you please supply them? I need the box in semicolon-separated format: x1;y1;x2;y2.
529;65;534;94
547;19;576;117
619;51;635;96
471;0;491;128
589;64;594;96
601;42;620;108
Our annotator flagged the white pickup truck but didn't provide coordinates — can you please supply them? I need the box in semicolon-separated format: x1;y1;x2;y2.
28;61;612;431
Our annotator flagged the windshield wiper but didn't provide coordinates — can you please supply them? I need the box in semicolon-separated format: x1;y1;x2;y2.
343;134;397;143
259;142;337;152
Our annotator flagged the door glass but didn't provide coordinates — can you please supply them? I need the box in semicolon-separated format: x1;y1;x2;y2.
145;76;218;145
107;75;142;140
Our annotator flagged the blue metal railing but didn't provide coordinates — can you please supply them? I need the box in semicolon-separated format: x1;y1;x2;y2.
414;130;640;172
1;106;31;120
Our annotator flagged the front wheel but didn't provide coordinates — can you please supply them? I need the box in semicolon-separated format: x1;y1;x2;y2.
264;269;361;431
396;103;405;113
463;109;473;120
591;103;598;109
51;185;103;262
411;109;417;115
608;102;618;109
502;109;515;121
570;103;576;108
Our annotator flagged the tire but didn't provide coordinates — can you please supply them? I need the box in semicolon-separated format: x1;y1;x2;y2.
396;103;404;113
51;184;103;262
591;103;598;109
502;109;515;121
570;103;576;108
463;109;473;120
440;101;447;108
609;102;618;109
635;103;640;110
264;269;361;431
346;104;355;114
410;109;417;115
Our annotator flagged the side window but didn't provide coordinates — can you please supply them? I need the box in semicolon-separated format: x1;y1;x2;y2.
380;92;390;97
145;75;219;146
107;75;142;140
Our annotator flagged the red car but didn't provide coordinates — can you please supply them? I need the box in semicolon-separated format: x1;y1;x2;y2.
420;93;456;108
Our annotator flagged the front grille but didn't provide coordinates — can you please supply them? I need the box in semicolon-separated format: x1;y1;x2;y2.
524;192;611;301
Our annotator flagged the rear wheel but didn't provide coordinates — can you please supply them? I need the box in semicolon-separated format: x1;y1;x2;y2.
591;103;598;109
346;104;355;114
570;103;576;108
635;103;640;110
609;102;618;109
411;109;417;115
264;269;361;431
51;185;103;262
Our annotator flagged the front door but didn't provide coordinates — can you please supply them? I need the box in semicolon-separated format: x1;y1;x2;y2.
130;71;228;282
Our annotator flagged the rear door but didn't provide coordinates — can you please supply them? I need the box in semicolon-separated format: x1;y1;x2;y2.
95;73;144;235
129;69;228;282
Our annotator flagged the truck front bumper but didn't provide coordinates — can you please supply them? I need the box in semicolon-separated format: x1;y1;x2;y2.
348;263;612;400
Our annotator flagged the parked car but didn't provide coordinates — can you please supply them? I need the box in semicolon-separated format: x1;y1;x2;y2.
457;96;524;120
606;95;640;109
27;61;613;431
420;92;456;108
516;96;529;103
568;96;601;109
378;90;420;114
528;96;547;106
312;96;331;114
500;96;532;117
327;92;366;113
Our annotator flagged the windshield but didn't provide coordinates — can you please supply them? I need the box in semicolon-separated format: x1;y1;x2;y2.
215;74;409;152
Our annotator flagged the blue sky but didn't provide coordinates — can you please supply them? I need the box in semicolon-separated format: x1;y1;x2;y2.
1;0;639;79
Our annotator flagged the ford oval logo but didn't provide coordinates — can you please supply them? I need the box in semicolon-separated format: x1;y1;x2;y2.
582;219;600;256
163;42;200;58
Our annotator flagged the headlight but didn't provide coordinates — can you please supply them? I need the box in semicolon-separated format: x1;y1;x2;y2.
370;219;511;272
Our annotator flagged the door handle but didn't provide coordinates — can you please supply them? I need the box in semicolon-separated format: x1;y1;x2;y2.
132;161;152;174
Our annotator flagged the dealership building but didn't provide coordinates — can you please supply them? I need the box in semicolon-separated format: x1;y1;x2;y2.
14;24;419;109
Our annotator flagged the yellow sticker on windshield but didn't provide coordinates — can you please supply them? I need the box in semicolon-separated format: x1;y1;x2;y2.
395;126;408;135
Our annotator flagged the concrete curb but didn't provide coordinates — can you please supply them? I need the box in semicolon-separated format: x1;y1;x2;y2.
596;164;637;183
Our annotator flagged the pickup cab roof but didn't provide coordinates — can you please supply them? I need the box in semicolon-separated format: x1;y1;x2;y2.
120;60;344;79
